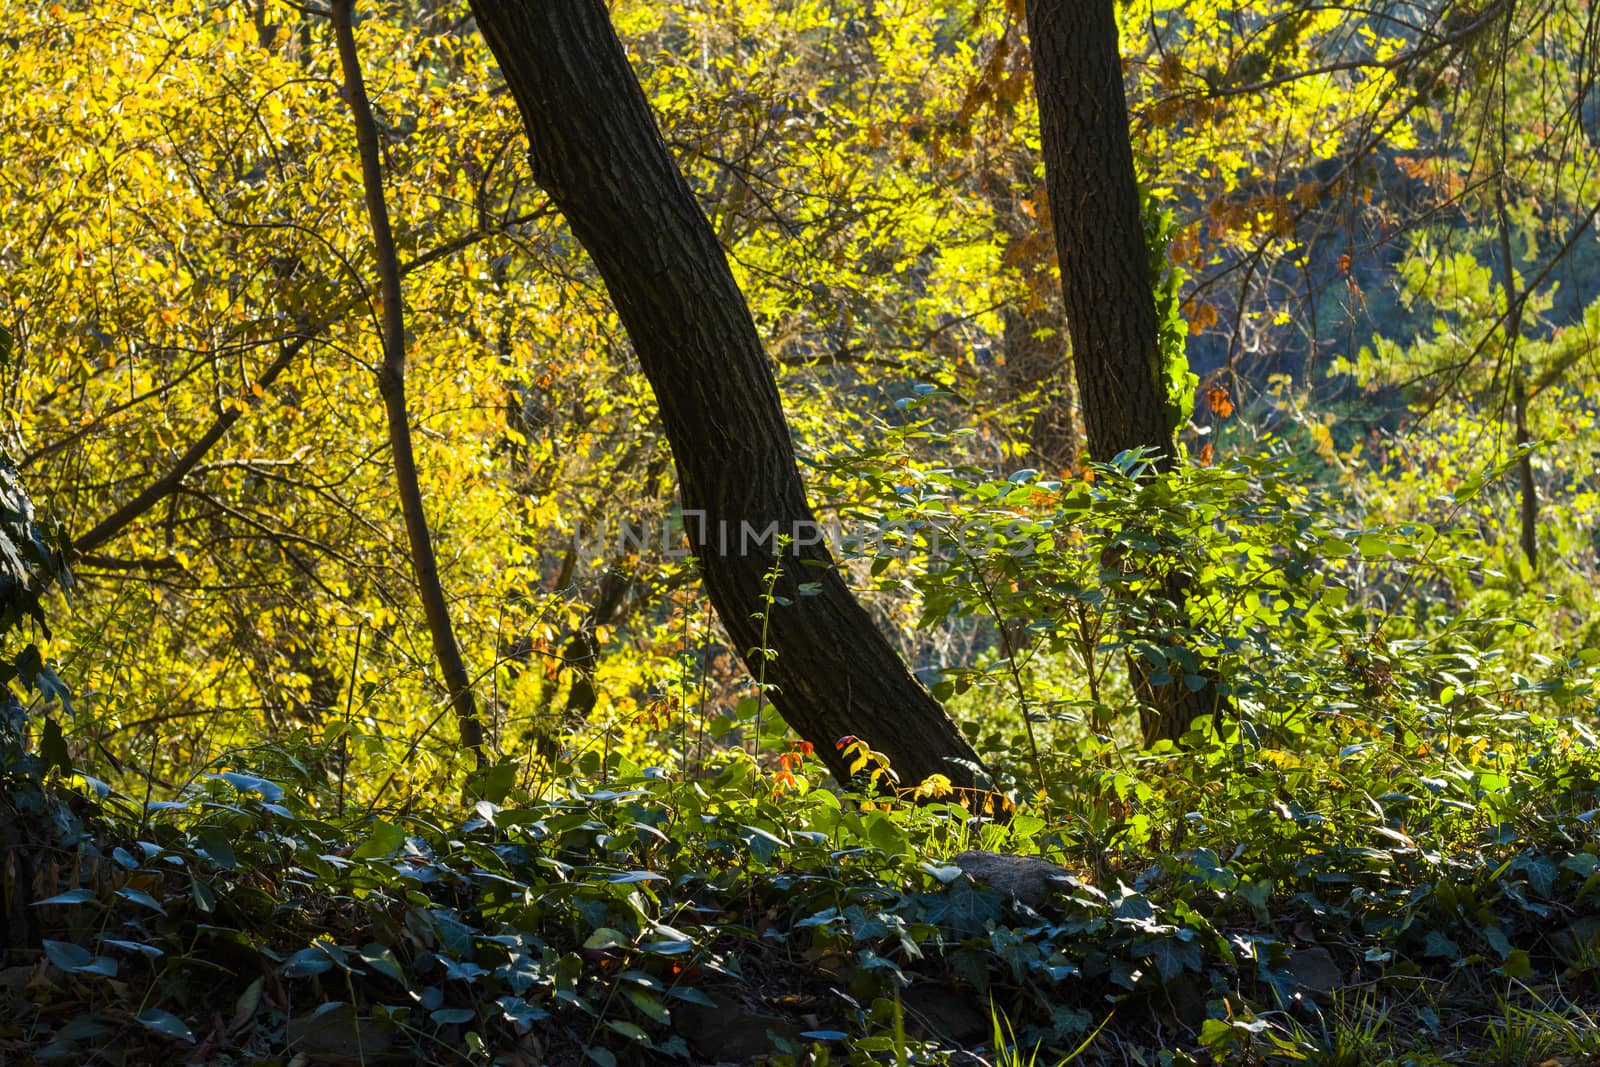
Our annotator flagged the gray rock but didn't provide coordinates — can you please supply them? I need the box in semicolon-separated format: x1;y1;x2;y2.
901;981;989;1042
1287;947;1343;995
1552;914;1600;965
286;1004;395;1061
672;987;801;1064
953;851;1073;908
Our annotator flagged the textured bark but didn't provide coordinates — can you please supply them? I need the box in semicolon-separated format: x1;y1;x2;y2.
1028;0;1175;467
468;0;985;789
1028;0;1221;745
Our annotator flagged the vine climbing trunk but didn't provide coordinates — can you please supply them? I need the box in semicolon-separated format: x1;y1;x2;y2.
1027;0;1223;745
333;0;485;764
467;0;986;790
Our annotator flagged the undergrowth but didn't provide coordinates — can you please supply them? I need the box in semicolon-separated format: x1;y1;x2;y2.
7;443;1600;1065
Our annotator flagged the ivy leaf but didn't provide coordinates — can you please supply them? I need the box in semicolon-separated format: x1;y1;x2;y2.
42;940;117;977
283;946;335;978
115;887;167;915
1132;933;1203;981
1423;930;1460;959
136;1009;195;1043
102;939;164;959
32;888;97;907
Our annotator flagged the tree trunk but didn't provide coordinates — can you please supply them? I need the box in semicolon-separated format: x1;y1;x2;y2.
467;0;986;790
1028;0;1176;466
334;0;485;763
1028;0;1221;745
1493;158;1538;570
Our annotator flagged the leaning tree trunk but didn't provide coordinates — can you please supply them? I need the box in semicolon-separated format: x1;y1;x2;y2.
1028;0;1221;745
468;0;985;790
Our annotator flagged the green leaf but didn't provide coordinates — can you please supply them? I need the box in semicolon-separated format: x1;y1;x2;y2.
1133;933;1203;981
196;829;237;870
32;888;97;907
606;1019;650;1042
1423;930;1460;959
1496;948;1534;979
283;946;335;978
39;716;71;773
626;989;670;1024
136;1009;195;1043
638;939;692;956
232;977;264;1031
741;824;786;863
584;928;628;950
1198;1017;1237;1049
352;818;407;860
42;939;117;977
359;943;405;984
864;814;909;857
1481;923;1512;960
189;874;217;914
115;887;166;915
498;995;549;1028
1562;853;1598;878
102;938;164;959
919;863;963;884
208;771;284;803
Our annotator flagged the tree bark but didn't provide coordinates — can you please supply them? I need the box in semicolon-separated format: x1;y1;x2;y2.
467;0;985;789
334;0;485;763
1028;0;1221;746
1028;0;1175;467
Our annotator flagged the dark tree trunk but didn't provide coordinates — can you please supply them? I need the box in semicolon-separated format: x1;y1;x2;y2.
1028;0;1174;467
1494;168;1538;569
1028;0;1221;746
468;0;985;790
335;0;485;762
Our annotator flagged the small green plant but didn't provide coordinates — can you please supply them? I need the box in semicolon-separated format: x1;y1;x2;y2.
749;533;792;759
